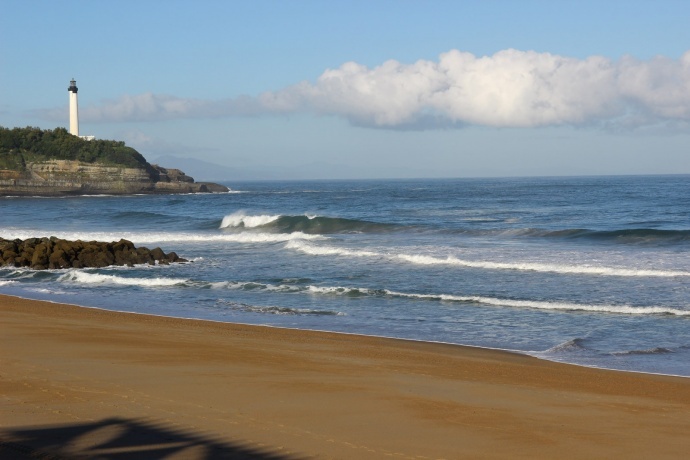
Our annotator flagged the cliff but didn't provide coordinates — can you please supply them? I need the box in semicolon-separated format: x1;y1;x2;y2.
0;126;228;196
0;160;228;196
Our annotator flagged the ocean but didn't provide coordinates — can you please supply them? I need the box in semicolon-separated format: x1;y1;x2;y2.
1;175;689;377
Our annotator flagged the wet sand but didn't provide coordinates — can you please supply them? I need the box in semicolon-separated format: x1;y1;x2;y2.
1;294;689;459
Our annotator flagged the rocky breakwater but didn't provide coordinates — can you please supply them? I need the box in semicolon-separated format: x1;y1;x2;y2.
0;237;186;270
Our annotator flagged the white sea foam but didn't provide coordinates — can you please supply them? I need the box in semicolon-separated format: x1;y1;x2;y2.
285;240;378;257
169;231;323;243
0;280;16;286
26;287;72;295
397;254;690;277
286;241;690;277
57;271;188;287
306;285;378;296
396;254;690;277
220;212;281;228
207;278;690;316
309;284;690;316
0;230;323;245
211;280;304;293
383;290;690;316
303;284;690;316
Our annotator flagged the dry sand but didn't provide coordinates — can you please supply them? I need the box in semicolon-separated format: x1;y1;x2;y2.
1;294;689;459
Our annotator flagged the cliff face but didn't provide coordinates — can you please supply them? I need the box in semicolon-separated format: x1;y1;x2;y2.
0;160;228;196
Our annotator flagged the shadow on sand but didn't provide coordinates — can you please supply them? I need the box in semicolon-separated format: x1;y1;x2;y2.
0;417;300;459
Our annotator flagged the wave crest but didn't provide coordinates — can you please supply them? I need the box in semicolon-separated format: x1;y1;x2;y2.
286;241;690;278
220;213;398;234
210;279;690;317
57;271;189;287
220;212;281;229
1;230;323;245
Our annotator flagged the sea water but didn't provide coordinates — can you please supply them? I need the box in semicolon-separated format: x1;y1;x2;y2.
1;175;689;377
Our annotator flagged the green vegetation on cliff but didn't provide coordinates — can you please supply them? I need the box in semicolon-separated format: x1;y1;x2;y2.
0;126;150;170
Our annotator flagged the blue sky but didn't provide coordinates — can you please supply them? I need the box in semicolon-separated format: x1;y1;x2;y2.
2;1;690;179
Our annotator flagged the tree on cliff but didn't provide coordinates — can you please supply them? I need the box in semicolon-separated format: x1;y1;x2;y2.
0;126;152;170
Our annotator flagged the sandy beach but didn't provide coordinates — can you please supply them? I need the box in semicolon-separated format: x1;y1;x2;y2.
1;294;689;459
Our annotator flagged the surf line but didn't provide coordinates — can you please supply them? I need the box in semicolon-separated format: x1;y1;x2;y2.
285;241;690;278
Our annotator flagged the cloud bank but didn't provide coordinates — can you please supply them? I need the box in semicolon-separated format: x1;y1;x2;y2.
38;49;690;130
37;93;264;123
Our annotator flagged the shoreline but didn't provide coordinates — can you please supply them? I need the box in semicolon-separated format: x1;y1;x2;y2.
2;293;690;458
1;290;687;380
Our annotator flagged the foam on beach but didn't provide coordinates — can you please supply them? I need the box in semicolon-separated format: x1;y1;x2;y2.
208;278;690;317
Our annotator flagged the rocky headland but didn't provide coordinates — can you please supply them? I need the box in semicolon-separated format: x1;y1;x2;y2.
0;160;229;196
0;237;186;270
0;126;229;196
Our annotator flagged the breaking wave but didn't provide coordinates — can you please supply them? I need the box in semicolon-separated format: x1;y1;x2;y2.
220;212;281;228
384;292;690;316
210;279;690;317
285;241;378;257
1;230;323;245
395;254;690;277
285;241;690;277
220;212;399;234
57;271;190;287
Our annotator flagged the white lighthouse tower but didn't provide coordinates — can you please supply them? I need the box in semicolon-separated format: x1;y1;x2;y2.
68;79;79;136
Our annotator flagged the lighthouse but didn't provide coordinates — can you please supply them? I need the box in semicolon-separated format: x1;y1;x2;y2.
68;79;79;136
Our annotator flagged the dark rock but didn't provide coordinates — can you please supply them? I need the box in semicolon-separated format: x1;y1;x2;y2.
166;251;186;263
2;250;18;265
135;247;154;265
30;242;50;269
0;236;189;270
149;247;166;261
48;248;70;269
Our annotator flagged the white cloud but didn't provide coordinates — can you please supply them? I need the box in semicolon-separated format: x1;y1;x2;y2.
35;49;690;130
34;93;263;123
80;93;264;122
266;49;690;129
